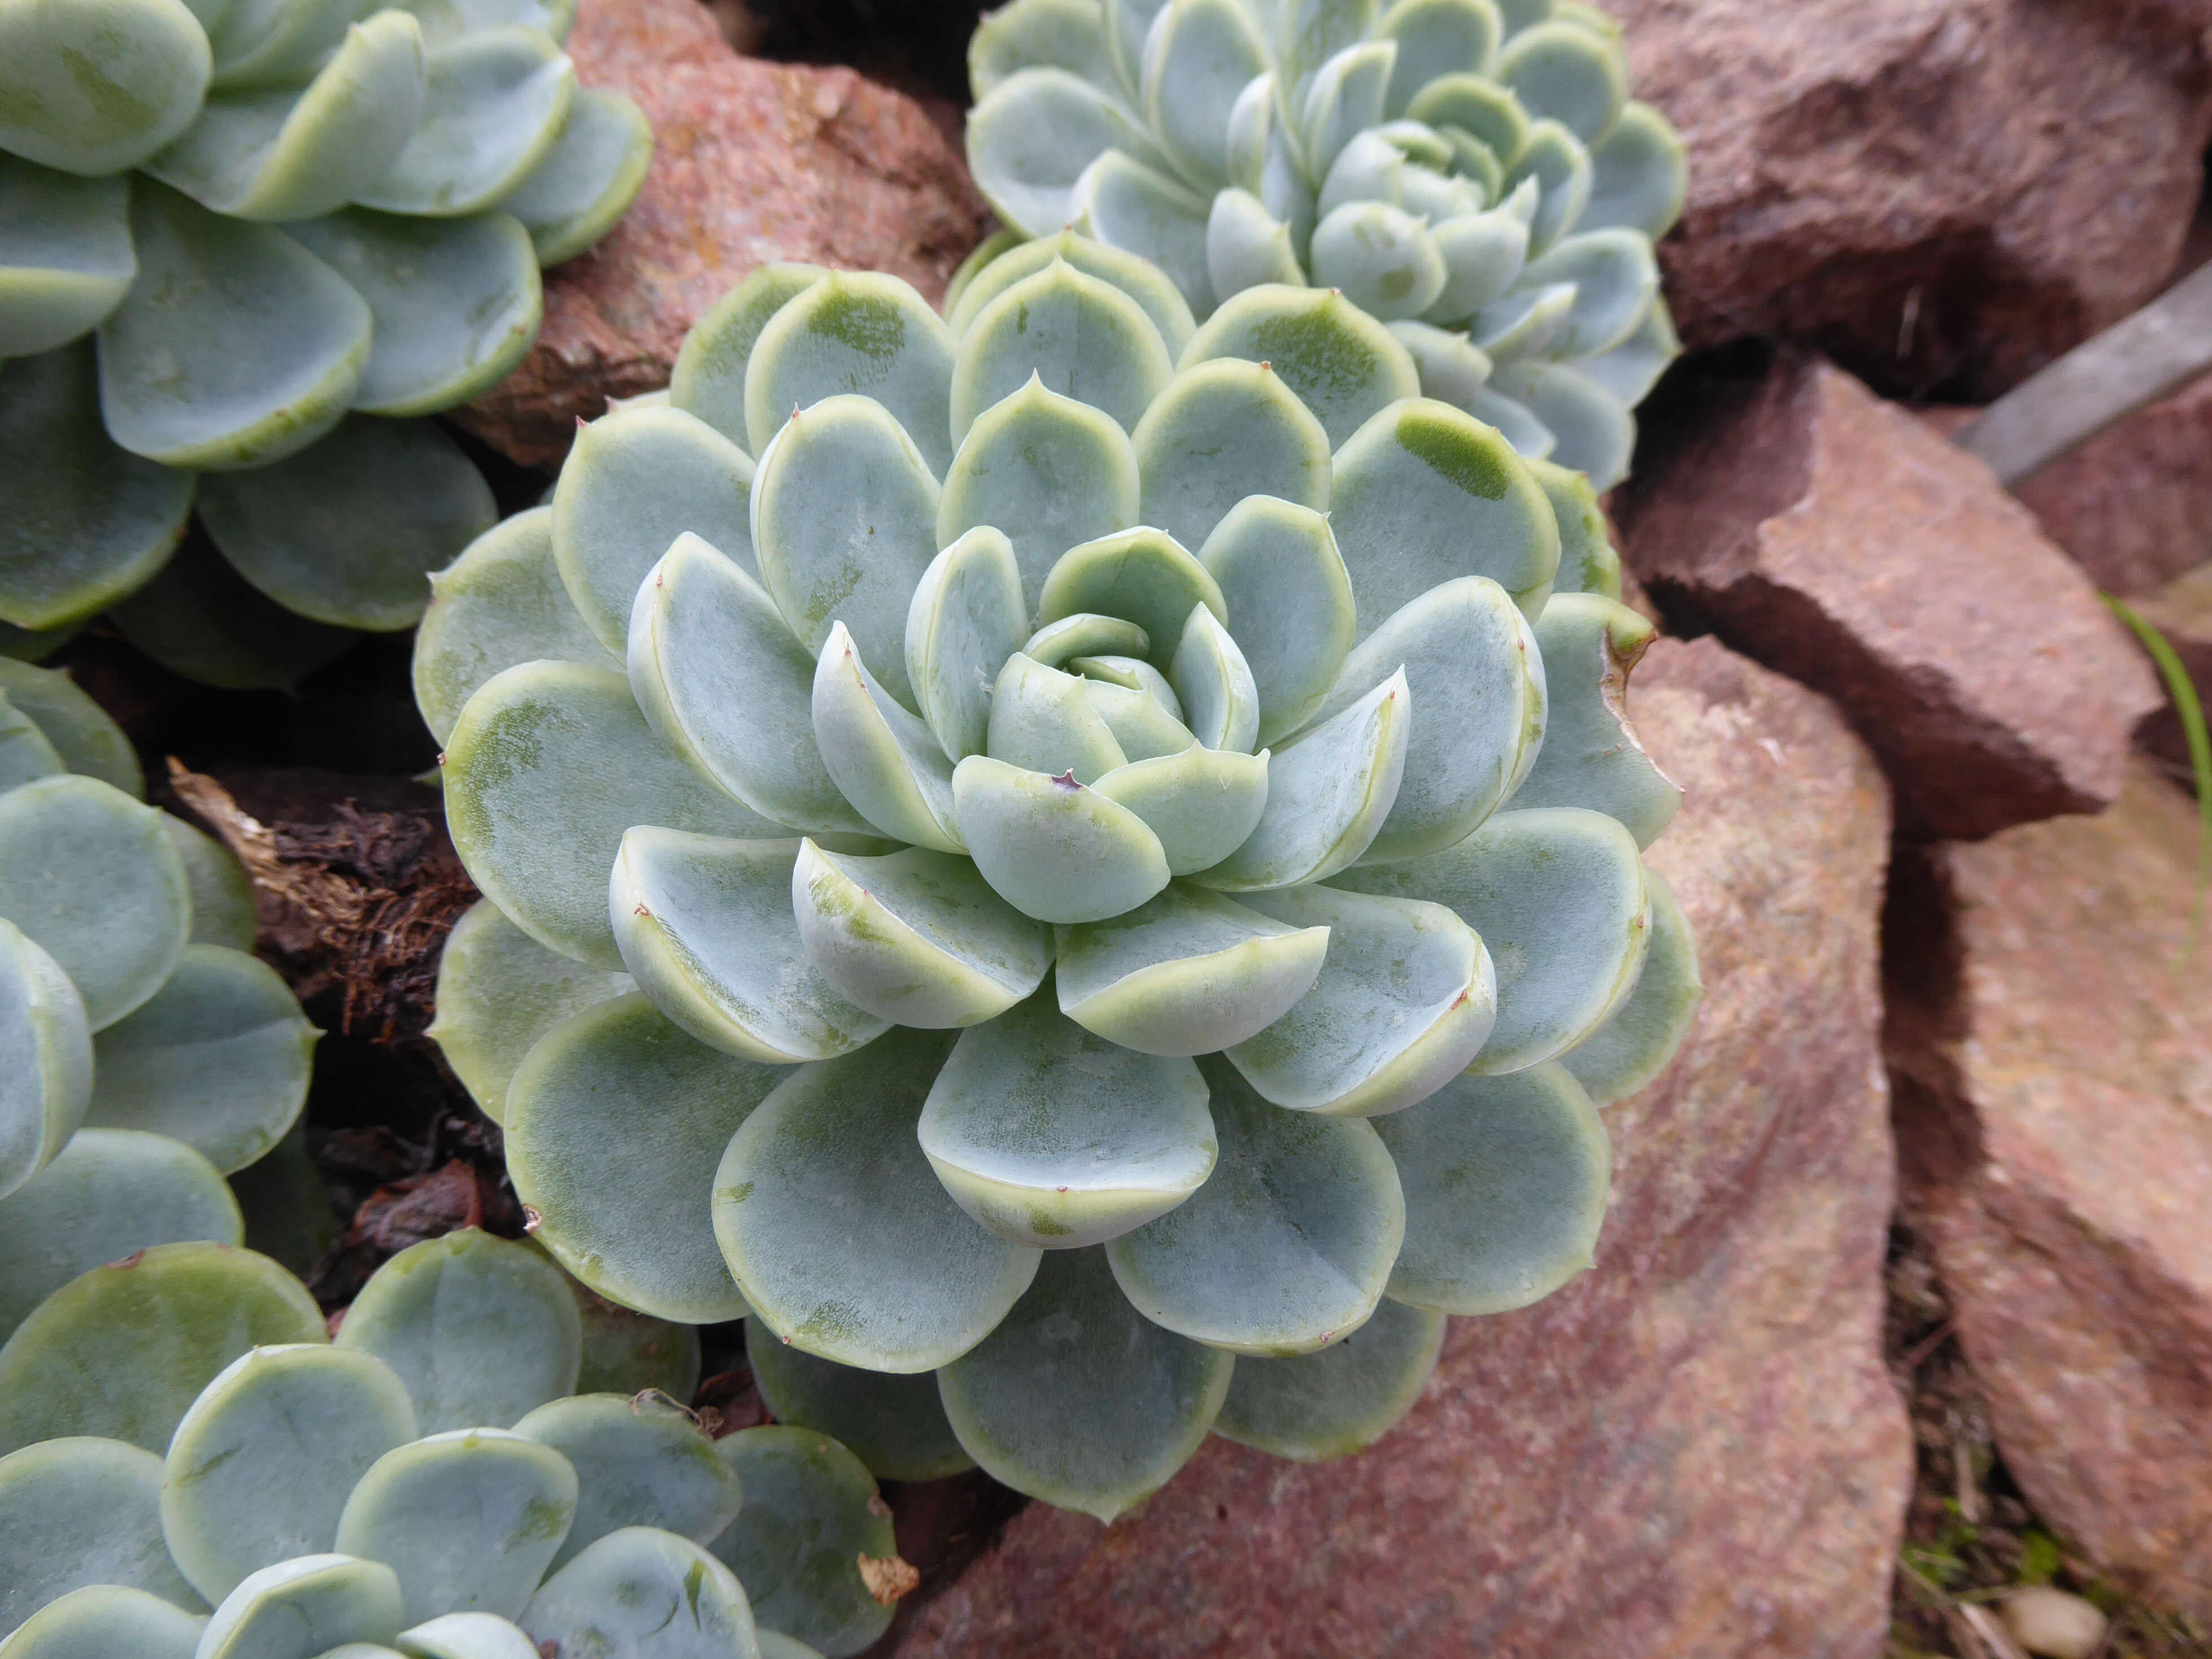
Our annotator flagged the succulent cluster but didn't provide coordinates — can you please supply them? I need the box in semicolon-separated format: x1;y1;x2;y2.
0;1229;899;1659
415;237;1701;1520
0;657;323;1335
963;0;1683;487
0;0;652;684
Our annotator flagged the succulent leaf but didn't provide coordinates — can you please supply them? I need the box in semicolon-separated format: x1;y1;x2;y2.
0;1240;326;1456
713;1027;1042;1372
917;989;1215;1248
161;1344;420;1603
629;534;873;837
1582;99;1684;238
752;395;942;708
1327;397;1560;629
1558;864;1699;1107
569;1282;703;1401
950;756;1172;924
506;995;774;1336
0;0;212;176
426;898;630;1124
953;259;1173;439
1086;742;1270;874
1226;882;1493;1114
150;16;429;222
159;815;256;948
520;1528;758;1659
107;533;358;690
1330;575;1545;862
970;0;1118;101
937;377;1140;608
611;829;892;1063
704;1427;898;1658
1034;526;1226;672
99;182;370;469
791;839;1052;1029
333;1230;583;1433
0;774;190;1030
906;530;1037;761
1527;454;1618;598
945;227;1196;356
0;345;193;632
965;68;1160;243
809;624;965;853
81;943;315;1171
412;508;619;750
393;1612;542;1659
355;26;573;216
1069;148;1216;314
1192;495;1353;746
1506;591;1677;843
0;1130;240;1343
0;660;142;798
1375;1060;1608;1310
441;660;782;970
552;406;757;654
333;1429;578;1622
1130;356;1329;556
1336;805;1649;1072
0;1436;208;1626
1212;1292;1444;1458
1185;669;1407;891
743;273;957;477
0;159;134;356
280;212;542;418
668;263;827;445
0;920;89;1205
743;1316;974;1482
197;1554;406;1659
492;86;651;266
0;692;63;795
937;1246;1231;1521
512;1392;741;1575
1053;883;1327;1055
0;1583;207;1658
1105;1056;1404;1352
1180;284;1418;448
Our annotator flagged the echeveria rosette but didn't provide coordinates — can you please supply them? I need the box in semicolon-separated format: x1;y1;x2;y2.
0;658;325;1339
0;0;654;684
961;0;1685;488
416;241;1704;1522
0;1229;883;1659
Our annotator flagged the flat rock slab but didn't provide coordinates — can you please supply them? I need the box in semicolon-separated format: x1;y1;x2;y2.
1617;350;2160;842
460;0;990;468
1888;763;2212;1610
885;637;1912;1659
1612;0;2212;398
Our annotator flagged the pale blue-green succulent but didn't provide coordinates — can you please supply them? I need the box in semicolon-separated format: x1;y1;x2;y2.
0;660;321;1326
0;0;653;683
419;241;1703;1522
963;0;1683;487
0;1229;885;1659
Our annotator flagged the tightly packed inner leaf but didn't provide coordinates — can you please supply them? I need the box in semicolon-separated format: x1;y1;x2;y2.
424;234;1701;1521
0;0;652;674
961;0;1685;486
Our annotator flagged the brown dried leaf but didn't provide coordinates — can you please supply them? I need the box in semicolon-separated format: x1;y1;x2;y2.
858;1551;920;1606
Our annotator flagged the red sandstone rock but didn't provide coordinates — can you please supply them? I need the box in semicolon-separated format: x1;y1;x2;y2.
1888;763;2212;1611
1616;351;2161;841
459;0;991;467
883;638;1911;1659
1610;0;2212;400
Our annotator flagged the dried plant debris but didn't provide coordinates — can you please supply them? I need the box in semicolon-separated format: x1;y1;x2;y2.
1886;1225;2210;1659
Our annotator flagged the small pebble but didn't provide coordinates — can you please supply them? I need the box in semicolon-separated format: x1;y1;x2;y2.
2001;1586;2108;1659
